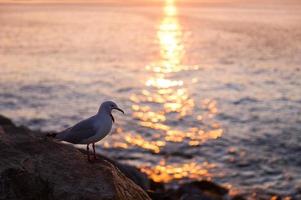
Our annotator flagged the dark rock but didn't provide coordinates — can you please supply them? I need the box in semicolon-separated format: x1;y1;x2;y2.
176;181;229;200
180;192;219;200
179;191;223;200
147;190;170;200
231;194;246;200
0;115;14;126
0;168;54;200
148;188;178;200
149;180;230;200
149;179;165;192
0;115;150;200
178;181;228;196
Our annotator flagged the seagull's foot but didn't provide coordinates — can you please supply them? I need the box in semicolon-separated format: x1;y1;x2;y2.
92;143;97;161
87;156;97;163
87;156;96;163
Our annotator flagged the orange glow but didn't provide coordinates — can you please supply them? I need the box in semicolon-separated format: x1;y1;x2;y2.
103;0;224;183
164;0;177;16
103;130;166;153
124;134;165;153
104;1;223;163
146;78;183;88
126;0;223;155
141;160;214;183
165;128;223;144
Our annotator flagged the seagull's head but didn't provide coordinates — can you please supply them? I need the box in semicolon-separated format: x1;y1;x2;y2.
99;101;125;115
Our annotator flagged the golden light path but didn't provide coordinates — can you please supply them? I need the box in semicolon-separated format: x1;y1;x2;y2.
103;0;223;184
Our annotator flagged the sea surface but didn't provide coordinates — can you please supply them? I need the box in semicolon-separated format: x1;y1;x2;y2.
0;1;301;198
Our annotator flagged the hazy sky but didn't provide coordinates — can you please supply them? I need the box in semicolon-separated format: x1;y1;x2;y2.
0;0;299;6
0;0;272;3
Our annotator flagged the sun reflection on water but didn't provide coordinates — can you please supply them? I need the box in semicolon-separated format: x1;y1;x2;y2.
130;0;222;148
140;160;215;183
104;0;223;184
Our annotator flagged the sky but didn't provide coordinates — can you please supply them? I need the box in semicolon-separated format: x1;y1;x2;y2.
0;0;298;4
0;0;299;9
0;0;279;3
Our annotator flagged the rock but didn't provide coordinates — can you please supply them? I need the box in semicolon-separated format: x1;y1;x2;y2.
0;117;150;200
0;168;54;200
77;148;151;191
94;154;151;191
231;195;246;200
148;189;176;200
0;115;14;126
176;181;229;200
148;180;230;200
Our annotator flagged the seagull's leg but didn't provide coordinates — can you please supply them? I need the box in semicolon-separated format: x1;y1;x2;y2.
87;144;91;161
92;143;97;160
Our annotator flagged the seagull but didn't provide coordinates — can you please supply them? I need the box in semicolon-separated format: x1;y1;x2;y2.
54;101;124;161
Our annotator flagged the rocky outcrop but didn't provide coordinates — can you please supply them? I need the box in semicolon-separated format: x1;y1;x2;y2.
0;115;151;200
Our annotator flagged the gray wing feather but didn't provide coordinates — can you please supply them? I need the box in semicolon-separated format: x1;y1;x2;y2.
56;116;97;144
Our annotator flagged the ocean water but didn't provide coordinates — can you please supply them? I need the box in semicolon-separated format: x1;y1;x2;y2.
0;2;301;198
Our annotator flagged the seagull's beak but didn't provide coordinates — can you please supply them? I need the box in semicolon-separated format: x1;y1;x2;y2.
113;107;125;114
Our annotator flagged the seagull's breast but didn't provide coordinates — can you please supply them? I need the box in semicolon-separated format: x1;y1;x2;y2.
81;115;113;144
96;119;112;137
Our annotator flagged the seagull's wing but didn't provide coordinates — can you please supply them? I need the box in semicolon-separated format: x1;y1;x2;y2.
56;116;97;144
